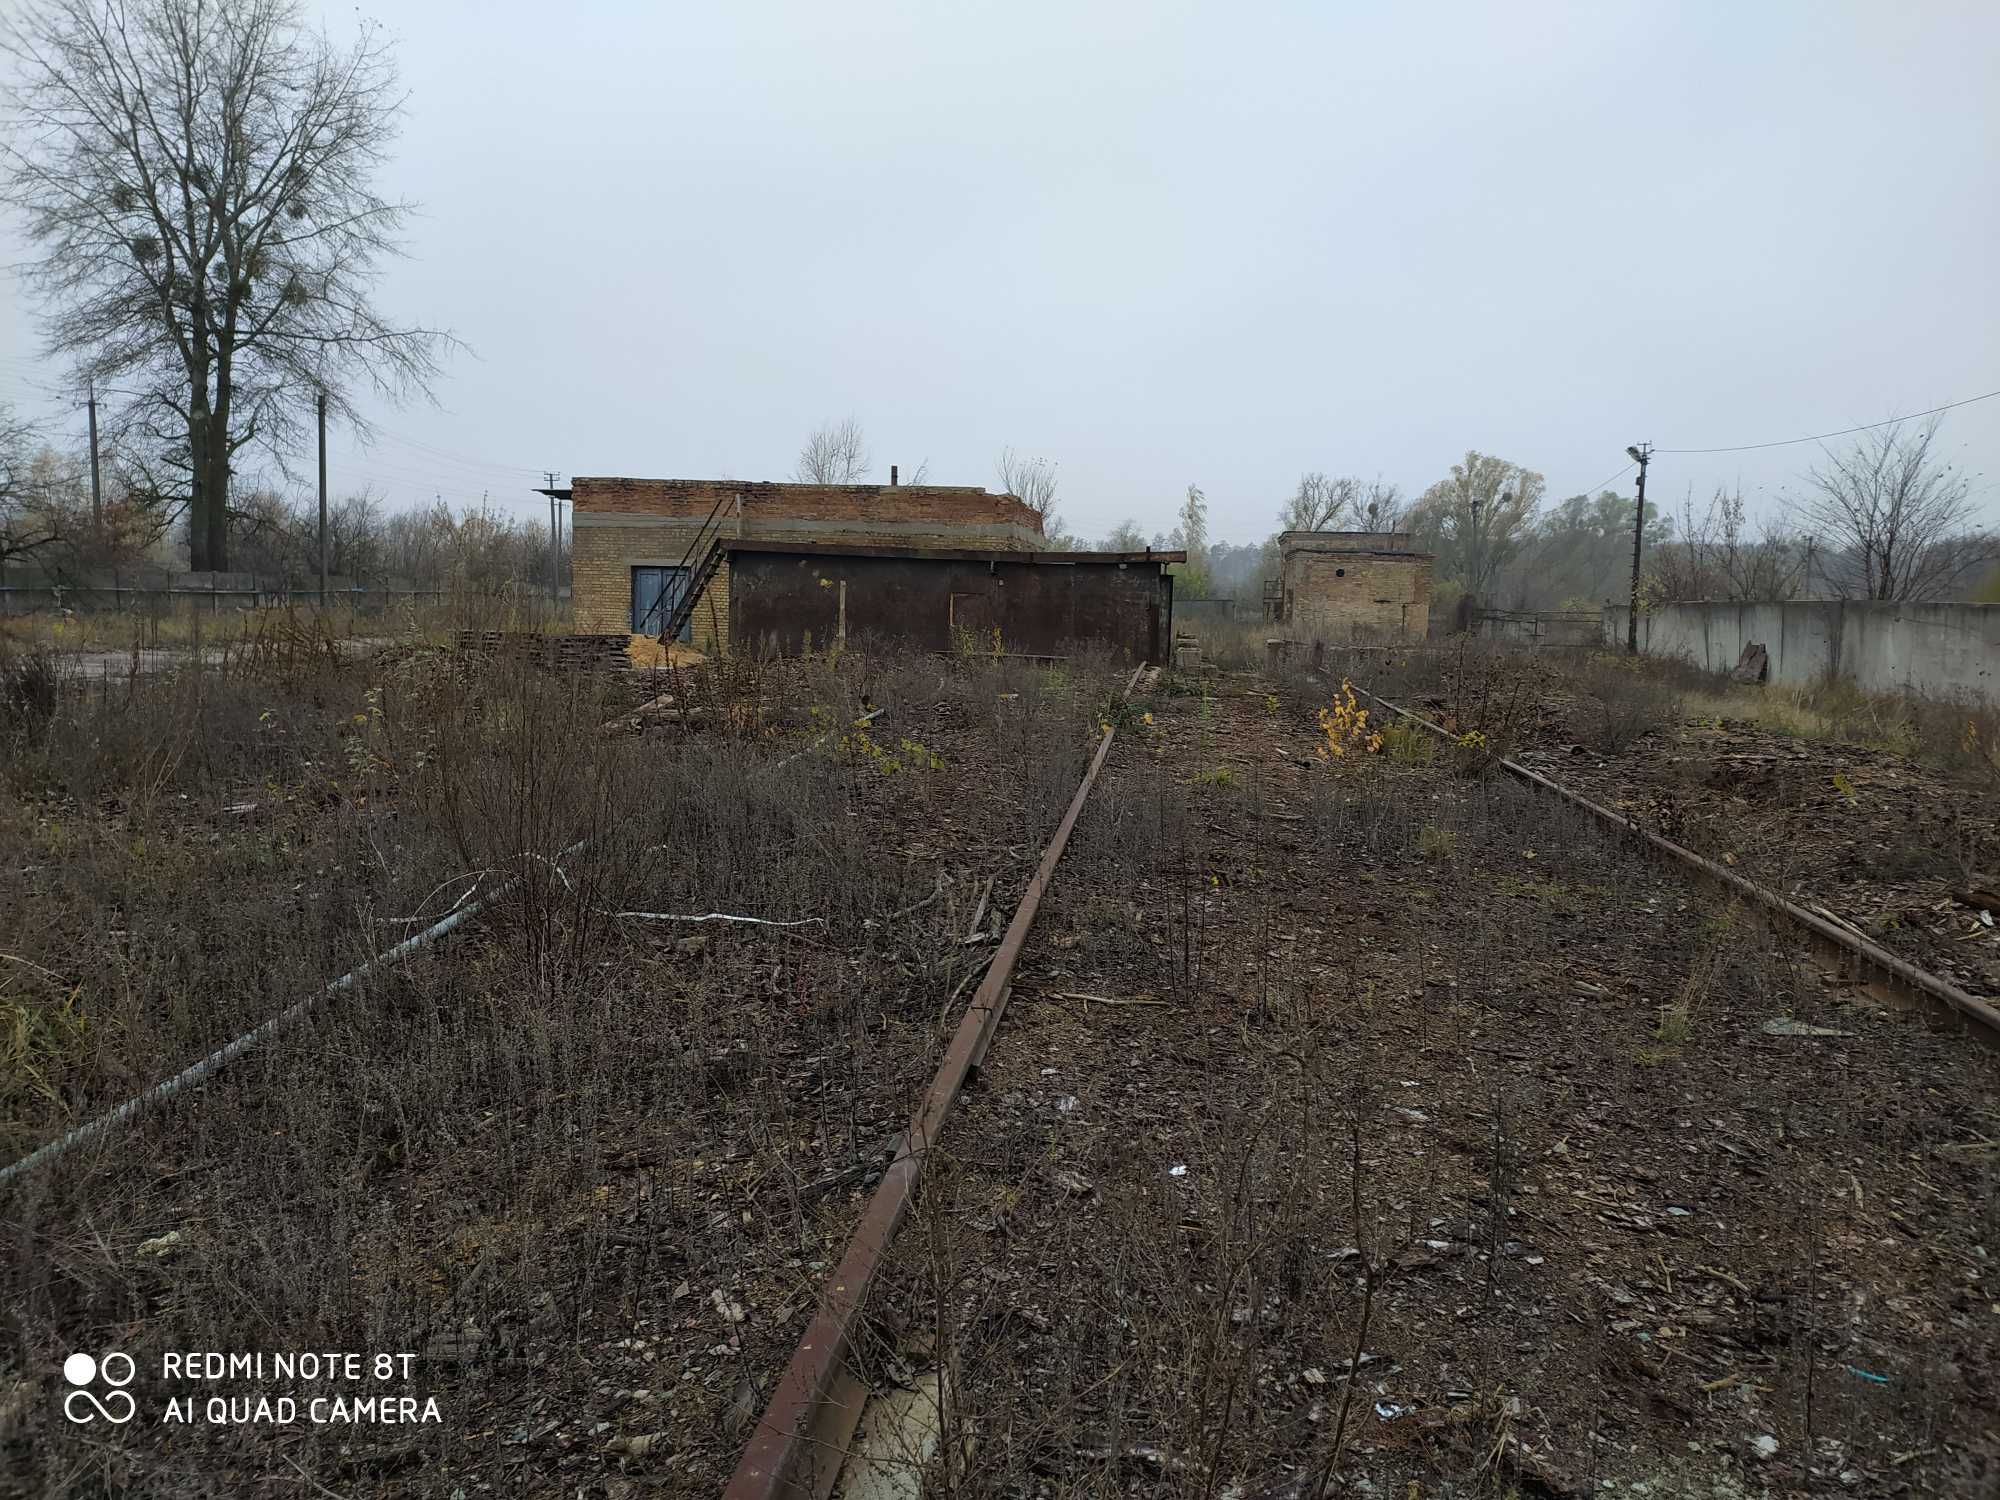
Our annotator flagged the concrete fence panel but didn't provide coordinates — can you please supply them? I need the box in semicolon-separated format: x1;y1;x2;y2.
1604;600;1999;701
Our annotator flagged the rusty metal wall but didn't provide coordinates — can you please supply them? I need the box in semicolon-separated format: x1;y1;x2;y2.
727;550;1170;661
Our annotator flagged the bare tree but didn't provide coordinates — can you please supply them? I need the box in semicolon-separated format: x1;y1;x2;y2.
795;417;871;483
1282;474;1402;534
0;406;59;569
1649;486;1802;603
996;446;1060;533
1789;417;1996;601
1356;478;1406;533
2;0;450;571
1283;472;1356;531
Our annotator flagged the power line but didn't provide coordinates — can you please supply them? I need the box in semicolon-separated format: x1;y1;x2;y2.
350;443;541;490
1568;460;1637;497
1657;386;2000;455
363;420;545;477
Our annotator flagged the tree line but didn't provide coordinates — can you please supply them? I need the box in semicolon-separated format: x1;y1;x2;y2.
792;413;1996;610
1104;417;1999;611
1;403;557;593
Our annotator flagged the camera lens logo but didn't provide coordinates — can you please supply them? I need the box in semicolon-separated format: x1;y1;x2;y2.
63;1352;136;1424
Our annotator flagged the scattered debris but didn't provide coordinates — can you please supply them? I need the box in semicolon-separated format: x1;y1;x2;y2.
1045;1167;1094;1197
1730;642;1769;685
605;1432;670;1459
834;1371;963;1500
1761;1017;1854;1037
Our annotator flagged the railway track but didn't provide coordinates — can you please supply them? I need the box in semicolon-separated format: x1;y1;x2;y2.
723;664;1152;1500
13;655;1986;1493
718;667;1996;1500
1352;685;2000;1048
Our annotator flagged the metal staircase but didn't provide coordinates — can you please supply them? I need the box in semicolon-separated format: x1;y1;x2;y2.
641;491;731;643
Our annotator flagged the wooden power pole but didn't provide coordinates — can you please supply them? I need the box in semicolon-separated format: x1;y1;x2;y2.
317;390;328;608
1625;442;1651;654
86;379;102;528
545;470;562;607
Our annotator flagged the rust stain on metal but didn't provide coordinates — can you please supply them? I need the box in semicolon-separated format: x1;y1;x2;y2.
723;663;1152;1500
1356;686;2000;1047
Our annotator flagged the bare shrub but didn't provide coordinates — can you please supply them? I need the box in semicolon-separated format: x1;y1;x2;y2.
1572;658;1683;754
0;643;63;745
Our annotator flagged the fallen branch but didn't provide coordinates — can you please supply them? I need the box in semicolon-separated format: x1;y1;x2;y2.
963;875;996;942
874;871;949;924
1810;903;1873;943
1048;991;1169;1008
382;869;488;926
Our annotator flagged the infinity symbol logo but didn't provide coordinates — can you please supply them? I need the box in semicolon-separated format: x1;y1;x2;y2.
62;1351;136;1424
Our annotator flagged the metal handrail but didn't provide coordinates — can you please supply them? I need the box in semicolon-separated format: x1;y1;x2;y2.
637;490;733;636
659;537;726;642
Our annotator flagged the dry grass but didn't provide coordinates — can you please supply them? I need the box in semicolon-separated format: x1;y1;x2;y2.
623;633;706;669
1622;653;2000;787
0;629;1145;1496
867;673;1996;1498
0;593;571;654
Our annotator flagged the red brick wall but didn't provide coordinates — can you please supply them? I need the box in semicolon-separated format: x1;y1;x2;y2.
572;479;1045;534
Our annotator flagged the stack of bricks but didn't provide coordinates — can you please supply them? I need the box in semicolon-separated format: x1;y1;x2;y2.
453;631;632;672
568;479;1048;652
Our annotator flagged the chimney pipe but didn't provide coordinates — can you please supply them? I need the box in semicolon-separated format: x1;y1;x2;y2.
890;465;898;486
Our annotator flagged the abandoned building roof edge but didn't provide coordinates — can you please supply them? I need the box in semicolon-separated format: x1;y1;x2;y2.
721;540;1188;566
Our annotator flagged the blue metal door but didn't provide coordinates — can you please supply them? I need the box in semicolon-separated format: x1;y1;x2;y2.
631;566;691;640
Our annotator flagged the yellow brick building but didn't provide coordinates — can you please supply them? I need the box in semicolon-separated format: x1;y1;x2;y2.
562;478;1046;654
1276;531;1433;641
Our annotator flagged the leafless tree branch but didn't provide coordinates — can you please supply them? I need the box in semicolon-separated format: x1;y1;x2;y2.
2;0;456;570
1787;416;1996;601
794;417;871;484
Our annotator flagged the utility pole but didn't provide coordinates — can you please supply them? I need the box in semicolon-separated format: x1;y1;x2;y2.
1625;442;1652;654
86;379;102;529
545;470;562;607
317;390;329;608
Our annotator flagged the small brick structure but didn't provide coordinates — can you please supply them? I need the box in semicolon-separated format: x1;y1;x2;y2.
1275;531;1433;641
564;478;1047;654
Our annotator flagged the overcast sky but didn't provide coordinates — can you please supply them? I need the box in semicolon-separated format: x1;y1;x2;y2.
4;0;1998;545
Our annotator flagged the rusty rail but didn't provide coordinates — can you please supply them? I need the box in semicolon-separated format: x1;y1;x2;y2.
1355;686;2000;1047
723;663;1153;1500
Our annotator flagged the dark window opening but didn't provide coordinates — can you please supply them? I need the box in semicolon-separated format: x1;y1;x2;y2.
632;565;693;640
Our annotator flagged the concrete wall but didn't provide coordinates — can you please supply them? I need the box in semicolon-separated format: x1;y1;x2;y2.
571;479;1045;649
1604;601;2000;701
1476;610;1601;647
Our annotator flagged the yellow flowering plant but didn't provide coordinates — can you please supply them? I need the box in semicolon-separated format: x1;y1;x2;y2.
1317;679;1383;759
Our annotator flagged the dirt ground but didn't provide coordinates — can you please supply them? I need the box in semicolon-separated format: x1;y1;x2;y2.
6;647;1995;1498
1508;694;2000;1003
1;646;1130;1498
861;669;1998;1498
